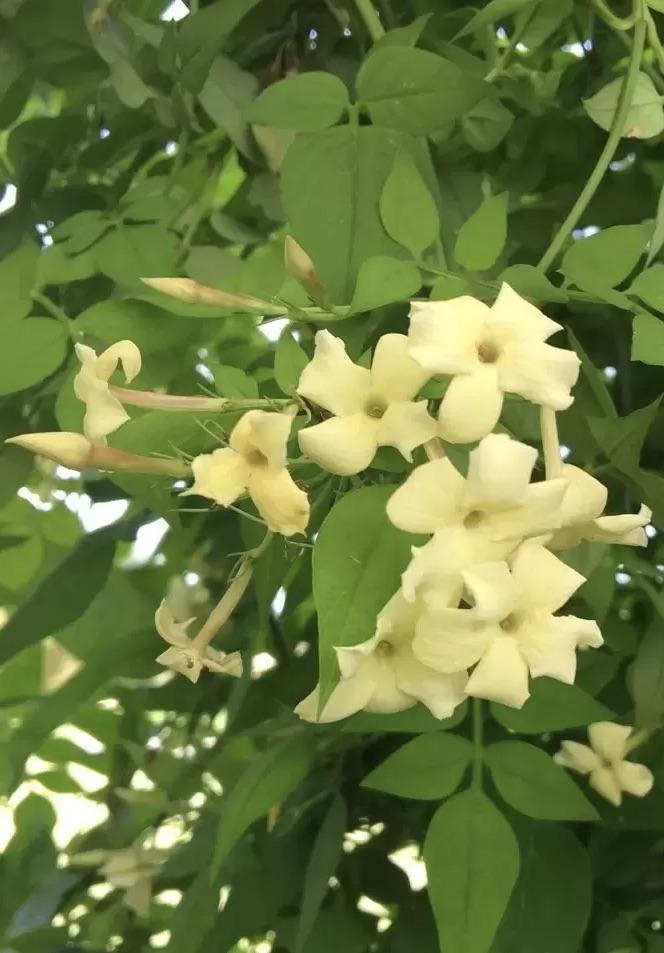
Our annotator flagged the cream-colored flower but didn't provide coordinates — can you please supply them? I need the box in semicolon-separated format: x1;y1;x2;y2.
7;431;93;469
548;464;651;550
297;330;436;475
408;284;580;443
413;542;602;709
295;591;467;723
74;341;141;442
70;838;166;917
155;603;242;683
387;433;567;603
184;410;309;536
555;722;654;807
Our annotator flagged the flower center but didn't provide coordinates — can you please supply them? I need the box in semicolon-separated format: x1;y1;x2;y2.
477;340;500;364
375;640;394;657
246;448;269;467
463;509;485;529
365;399;387;419
500;613;520;633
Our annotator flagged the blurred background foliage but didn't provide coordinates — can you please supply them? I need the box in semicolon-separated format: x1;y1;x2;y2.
1;0;664;952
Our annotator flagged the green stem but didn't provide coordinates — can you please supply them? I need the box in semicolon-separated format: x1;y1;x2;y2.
354;0;385;42
486;5;539;81
590;0;638;30
537;6;646;274
646;7;664;74
31;292;74;338
471;698;484;790
110;386;292;414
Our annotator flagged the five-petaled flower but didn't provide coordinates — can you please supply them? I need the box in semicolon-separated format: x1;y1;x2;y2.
74;341;142;442
387;433;567;603
297;330;436;475
69;837;166;917
155;602;243;683
555;721;653;806
413;542;602;709
184;410;309;536
407;283;580;443
295;590;467;722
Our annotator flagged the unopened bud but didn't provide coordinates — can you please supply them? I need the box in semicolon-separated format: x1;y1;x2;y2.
141;277;278;314
7;432;93;469
284;237;324;302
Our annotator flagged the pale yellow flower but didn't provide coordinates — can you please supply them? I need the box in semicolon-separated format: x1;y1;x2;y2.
70;838;166;917
74;340;141;442
155;603;242;684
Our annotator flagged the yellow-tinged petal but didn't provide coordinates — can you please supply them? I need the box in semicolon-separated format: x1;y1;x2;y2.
183;448;250;505
554;740;601;775
408;296;489;374
591;505;651;546
249;467;309;536
588;721;632;764
395;655;468;719
510;541;585;613
154;600;195;647
370;333;431;402
156;645;204;683
297;330;370;416
94;340;142;383
589;766;623;806
230;409;292;469
414;607;494;673
614;761;654;798
295;677;375;723
559;464;607;525
488;282;563;342
497;339;580;410
464;635;531;708
466;433;537;505
438;366;504;443
377;400;437;461
298;415;379;475
386;459;465;533
461;561;518;620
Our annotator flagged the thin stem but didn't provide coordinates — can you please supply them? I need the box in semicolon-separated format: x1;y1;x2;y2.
192;560;254;648
354;0;385;42
423;438;447;461
32;292;74;338
486;6;538;82
540;407;563;479
590;0;638;30
537;6;646;274
471;698;484;790
646;8;664;74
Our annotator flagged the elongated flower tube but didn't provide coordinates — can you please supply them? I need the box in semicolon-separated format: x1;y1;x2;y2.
548;464;652;549
297;330;436;475
413;542;602;709
141;277;280;313
74;340;142;442
387;432;567;603
184;410;309;536
555;722;653;806
295;590;467;723
407;284;580;443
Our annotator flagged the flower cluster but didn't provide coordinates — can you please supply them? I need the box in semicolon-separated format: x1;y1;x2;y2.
555;722;654;806
296;285;650;722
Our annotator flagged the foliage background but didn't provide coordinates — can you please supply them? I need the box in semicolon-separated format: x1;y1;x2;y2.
1;0;664;951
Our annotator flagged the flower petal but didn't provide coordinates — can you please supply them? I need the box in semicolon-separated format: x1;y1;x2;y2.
554;740;600;775
614;760;654;798
297;330;370;416
295;676;375;723
408;296;489;374
94;340;142;383
183;448;249;505
298;415;378;475
156;646;203;683
249;467;310;536
488;283;563;342
588;722;633;764
366;662;417;714
465;635;531;708
386;459;465;533
590;504;652;546
486;478;567;543
377;401;437;461
589;766;623;806
559;465;607;525
498;340;580;410
510;541;585;613
438;367;504;444
203;647;243;678
82;386;131;442
395;655;468;719
370;333;431;401
154;600;195;647
335;634;381;678
401;529;474;603
518;620;579;685
375;590;421;647
230;410;291;469
461;561;518;620
414;607;494;673
466;433;537;506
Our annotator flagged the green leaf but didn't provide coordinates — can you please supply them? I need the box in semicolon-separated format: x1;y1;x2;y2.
0;528;115;667
425;789;519;953
491;677;613;733
94;225;178;286
631;311;664;365
500;264;568;302
110;59;153;109
274;329;308;395
0;238;39;307
313;484;421;703
561;224;651;290
492;822;592;953
583;72;664;139
456;0;541;37
630;621;664;727
348;256;422;314
647;183;664;265
211;734;314;878
213;363;259;399
76;299;204;352
0;319;68;395
461;98;514;153
373;14;432;48
356;46;487;135
248;72;349;131
587;397;661;473
486;741;599;821
295;795;347;953
343;701;467;733
282;125;418;303
177;0;261;93
198;54;259;157
379;149;439;256
454;192;508;271
362;733;473;799
630;264;664;312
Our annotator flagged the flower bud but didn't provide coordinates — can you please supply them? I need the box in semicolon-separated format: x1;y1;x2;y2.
284;236;324;302
7;432;93;468
141;277;274;313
